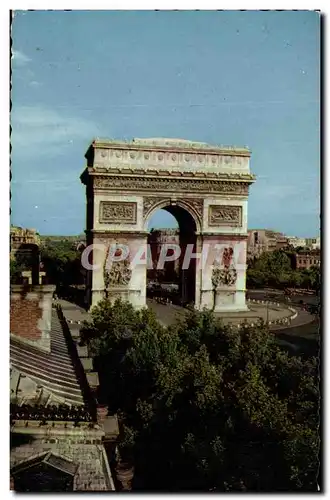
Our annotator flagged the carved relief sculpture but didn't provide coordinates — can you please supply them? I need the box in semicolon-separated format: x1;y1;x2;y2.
185;199;203;222
208;205;242;227
104;260;132;286
212;247;237;288
222;247;234;267
94;176;250;196
143;197;203;223
143;197;163;217
99;201;137;224
212;267;237;287
104;246;132;289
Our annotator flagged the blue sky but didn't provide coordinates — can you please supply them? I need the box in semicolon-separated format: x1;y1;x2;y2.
11;10;320;237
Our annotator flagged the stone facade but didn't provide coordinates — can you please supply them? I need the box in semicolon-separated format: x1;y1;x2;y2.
208;205;242;227
295;250;320;270
287;236;308;248
247;229;289;259
10;226;40;255
305;236;321;250
99;201;137;224
81;138;255;312
248;231;321;259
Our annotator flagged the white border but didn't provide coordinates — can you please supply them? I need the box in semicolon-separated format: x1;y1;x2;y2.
3;4;325;499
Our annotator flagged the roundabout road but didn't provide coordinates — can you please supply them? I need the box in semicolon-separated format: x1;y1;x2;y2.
148;293;316;331
147;296;319;358
59;295;319;359
247;289;318;329
247;288;319;306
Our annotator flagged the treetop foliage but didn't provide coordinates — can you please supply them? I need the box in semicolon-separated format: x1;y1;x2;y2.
40;240;83;289
247;250;320;292
81;299;319;492
10;239;83;288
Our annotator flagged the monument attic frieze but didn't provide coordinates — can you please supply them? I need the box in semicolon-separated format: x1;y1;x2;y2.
85;138;254;177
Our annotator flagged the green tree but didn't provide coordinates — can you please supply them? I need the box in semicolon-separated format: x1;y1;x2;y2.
289;271;303;288
246;268;267;288
257;250;290;271
10;247;39;284
10;258;23;283
81;299;319;492
307;266;321;293
246;250;321;291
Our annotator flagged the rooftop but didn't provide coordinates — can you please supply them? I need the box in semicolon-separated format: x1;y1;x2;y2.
10;300;117;492
10;309;85;406
10;436;114;491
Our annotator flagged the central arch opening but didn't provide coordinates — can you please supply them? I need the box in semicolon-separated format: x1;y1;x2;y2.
147;204;197;307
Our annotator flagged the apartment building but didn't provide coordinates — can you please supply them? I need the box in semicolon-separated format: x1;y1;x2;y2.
287;236;307;248
305;236;321;250
10;226;40;255
247;229;289;259
295;250;320;270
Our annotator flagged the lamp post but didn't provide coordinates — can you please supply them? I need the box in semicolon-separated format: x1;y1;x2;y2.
265;294;269;324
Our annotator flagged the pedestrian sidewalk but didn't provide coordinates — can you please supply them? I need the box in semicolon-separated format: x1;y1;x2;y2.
58;300;91;325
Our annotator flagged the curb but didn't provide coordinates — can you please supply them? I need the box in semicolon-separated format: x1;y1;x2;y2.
243;299;297;327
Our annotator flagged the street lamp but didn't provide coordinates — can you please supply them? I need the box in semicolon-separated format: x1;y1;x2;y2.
265;294;269;324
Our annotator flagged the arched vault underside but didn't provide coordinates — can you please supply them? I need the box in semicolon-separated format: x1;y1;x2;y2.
81;138;256;312
148;203;198;306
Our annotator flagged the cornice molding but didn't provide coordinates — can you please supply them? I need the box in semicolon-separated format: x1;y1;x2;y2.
88;230;149;238
89;138;251;157
91;175;253;196
87;168;256;182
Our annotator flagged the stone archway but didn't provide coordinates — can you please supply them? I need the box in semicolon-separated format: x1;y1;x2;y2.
81;138;255;312
145;201;198;306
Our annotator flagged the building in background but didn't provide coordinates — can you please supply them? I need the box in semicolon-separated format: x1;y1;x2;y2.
287;236;307;248
148;229;180;280
305;236;321;250
40;234;86;247
10;226;42;285
247;229;289;259
248;229;321;259
274;233;290;251
10;226;40;257
295;250;320;270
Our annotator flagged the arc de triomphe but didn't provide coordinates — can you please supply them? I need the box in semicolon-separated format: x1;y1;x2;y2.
81;138;255;312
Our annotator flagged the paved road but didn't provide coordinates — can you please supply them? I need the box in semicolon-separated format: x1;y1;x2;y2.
58;299;90;323
59;294;316;331
59;293;319;358
148;299;315;329
247;288;319;306
275;319;319;357
247;289;317;328
147;299;186;326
